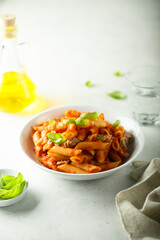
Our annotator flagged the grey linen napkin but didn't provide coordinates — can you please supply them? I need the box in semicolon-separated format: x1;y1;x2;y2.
116;158;160;240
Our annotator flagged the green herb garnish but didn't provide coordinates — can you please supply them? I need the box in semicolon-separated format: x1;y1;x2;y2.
2;173;23;190
0;175;15;187
107;91;126;99
65;117;89;126
80;112;98;121
65;118;76;124
85;80;93;87
114;71;124;77
0;173;28;200
75;118;88;126
65;112;98;126
48;132;66;144
49;119;55;125
96;136;106;141
112;120;121;128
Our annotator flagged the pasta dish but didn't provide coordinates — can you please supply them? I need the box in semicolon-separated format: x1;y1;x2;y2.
31;109;133;174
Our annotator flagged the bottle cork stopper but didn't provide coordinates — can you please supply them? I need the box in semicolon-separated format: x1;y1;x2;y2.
0;14;16;28
0;14;17;38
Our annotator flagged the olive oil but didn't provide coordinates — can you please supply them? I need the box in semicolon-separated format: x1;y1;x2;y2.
0;14;38;113
0;71;37;112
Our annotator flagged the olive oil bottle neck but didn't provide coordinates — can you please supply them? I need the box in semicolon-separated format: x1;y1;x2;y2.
0;38;21;74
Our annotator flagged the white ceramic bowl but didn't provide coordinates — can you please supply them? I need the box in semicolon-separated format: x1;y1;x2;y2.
0;169;28;207
20;104;144;180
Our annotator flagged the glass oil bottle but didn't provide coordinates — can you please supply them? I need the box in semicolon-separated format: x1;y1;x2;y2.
0;14;37;113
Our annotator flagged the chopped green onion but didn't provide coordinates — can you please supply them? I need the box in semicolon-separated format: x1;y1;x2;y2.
80;112;98;121
114;71;124;77
48;132;66;144
75;118;88;126
96;136;106;141
85;80;93;87
112;120;121;128
65;118;76;124
107;91;126;99
49;119;55;125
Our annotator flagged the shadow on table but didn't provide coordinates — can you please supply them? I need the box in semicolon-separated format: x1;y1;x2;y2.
1;191;39;215
64;167;136;202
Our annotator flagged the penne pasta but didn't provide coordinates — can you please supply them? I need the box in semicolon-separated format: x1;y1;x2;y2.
96;149;105;163
43;140;54;151
55;121;67;132
71;162;101;173
47;122;57;132
87;149;95;156
39;155;57;171
75;141;110;150
49;146;82;157
31;109;133;174
113;126;125;138
70;153;94;164
98;113;104;120
48;152;70;161
111;137;120;151
41;129;49;138
65;109;81;118
86;133;98;141
77;128;88;141
32;131;41;145
91;119;107;128
89;126;99;134
109;149;122;163
108;161;121;169
32;126;45;132
99;127;110;135
62;127;78;139
57;163;89;174
98;161;110;171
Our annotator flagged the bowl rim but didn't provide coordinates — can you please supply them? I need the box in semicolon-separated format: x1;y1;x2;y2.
20;104;145;177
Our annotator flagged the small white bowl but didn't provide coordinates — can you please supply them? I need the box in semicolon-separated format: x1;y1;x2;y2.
0;169;28;207
20;104;144;180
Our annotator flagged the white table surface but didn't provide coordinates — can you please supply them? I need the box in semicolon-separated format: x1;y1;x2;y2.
0;0;160;240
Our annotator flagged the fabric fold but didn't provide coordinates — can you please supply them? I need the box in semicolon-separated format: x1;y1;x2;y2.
116;158;160;240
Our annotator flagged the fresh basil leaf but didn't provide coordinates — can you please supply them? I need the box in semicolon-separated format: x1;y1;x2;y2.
85;80;93;87
114;71;124;77
0;174;15;187
2;173;23;190
54;138;66;144
75;118;88;126
48;132;61;141
65;118;76;124
107;91;126;99
49;119;55;125
48;132;66;144
0;180;27;200
112;120;121;128
0;173;28;200
96;136;106;141
80;112;98;120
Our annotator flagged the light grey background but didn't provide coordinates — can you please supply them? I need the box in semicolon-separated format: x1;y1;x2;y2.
0;0;160;240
